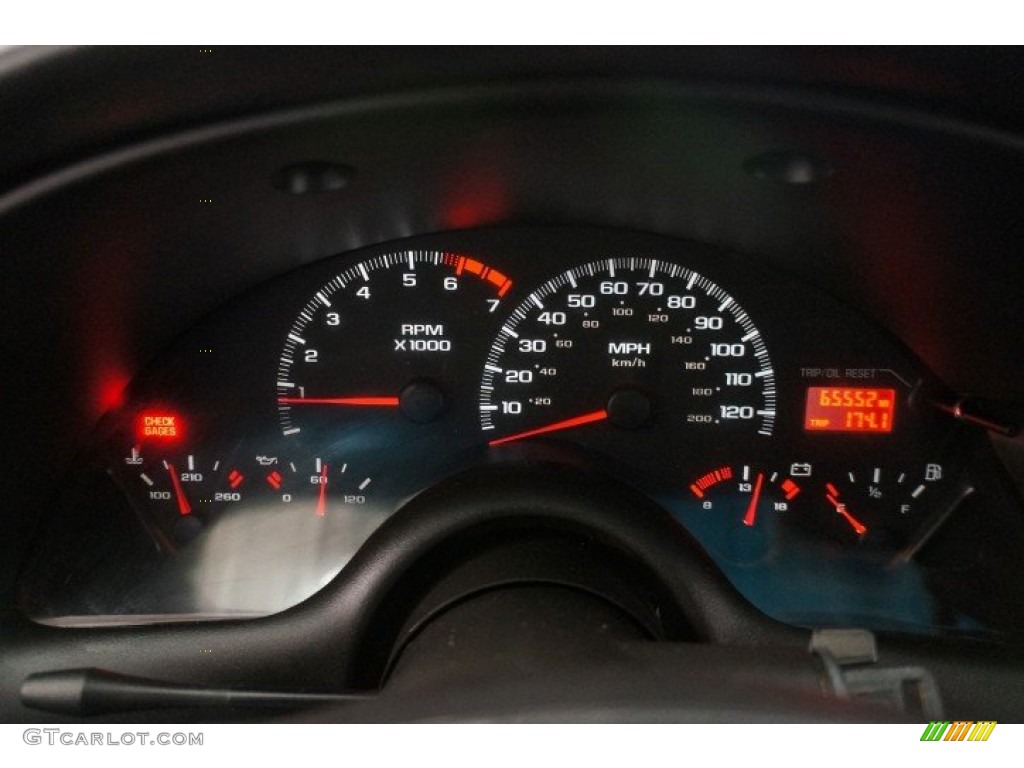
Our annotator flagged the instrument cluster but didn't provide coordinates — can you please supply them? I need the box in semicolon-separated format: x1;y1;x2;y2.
17;227;1024;639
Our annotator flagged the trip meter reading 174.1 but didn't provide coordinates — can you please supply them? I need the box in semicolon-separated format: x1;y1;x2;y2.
480;258;776;451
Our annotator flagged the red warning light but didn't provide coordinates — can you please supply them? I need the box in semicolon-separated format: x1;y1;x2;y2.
136;412;183;441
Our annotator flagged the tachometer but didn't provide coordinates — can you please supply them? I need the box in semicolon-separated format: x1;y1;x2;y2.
480;258;776;456
277;250;514;442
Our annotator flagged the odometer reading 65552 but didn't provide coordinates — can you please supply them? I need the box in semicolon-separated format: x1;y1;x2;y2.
804;387;896;433
480;257;776;454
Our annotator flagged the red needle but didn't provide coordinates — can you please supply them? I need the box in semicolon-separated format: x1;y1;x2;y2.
279;397;399;406
743;473;764;527
488;409;609;447
167;463;191;516
316;463;328;518
826;493;867;536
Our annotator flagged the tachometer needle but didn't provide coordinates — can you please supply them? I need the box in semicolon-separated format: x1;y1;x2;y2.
825;491;867;536
316;463;328;518
167;463;191;517
278;396;400;407
488;409;609;447
743;473;764;527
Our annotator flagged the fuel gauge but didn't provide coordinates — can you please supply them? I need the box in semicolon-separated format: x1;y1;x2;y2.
817;462;948;548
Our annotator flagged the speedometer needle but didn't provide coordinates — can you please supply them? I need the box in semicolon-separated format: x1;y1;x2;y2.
278;397;400;406
167;463;191;517
743;473;764;527
825;491;867;536
488;410;608;447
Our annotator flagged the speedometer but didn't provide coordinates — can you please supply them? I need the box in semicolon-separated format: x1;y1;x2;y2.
480;257;776;452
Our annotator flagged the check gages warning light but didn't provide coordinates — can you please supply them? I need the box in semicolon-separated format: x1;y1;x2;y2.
136;412;183;440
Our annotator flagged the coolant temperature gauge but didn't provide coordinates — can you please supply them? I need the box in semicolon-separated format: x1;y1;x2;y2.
122;445;248;543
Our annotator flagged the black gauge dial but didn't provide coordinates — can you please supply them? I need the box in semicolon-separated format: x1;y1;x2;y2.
277;250;514;446
480;257;776;470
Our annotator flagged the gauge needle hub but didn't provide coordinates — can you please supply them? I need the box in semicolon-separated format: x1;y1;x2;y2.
278;396;399;407
166;463;191;516
743;473;764;527
826;492;867;536
488;409;609;447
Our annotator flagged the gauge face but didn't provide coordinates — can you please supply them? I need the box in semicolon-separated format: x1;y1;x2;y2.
811;462;950;549
480;258;776;464
682;463;806;565
277;250;513;444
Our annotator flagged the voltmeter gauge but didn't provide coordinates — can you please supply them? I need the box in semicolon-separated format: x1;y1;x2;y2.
684;463;806;564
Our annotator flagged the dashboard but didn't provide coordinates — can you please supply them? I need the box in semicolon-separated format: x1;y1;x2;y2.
2;46;1024;723
17;226;1024;642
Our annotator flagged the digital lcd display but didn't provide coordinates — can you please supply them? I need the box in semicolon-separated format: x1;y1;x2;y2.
804;387;895;433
